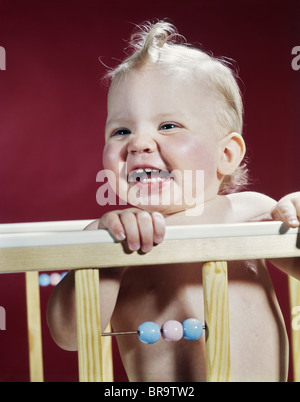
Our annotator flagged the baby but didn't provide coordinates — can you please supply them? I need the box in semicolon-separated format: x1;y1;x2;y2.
47;21;300;382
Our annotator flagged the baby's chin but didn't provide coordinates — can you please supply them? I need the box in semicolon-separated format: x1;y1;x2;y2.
117;183;202;215
123;201;194;216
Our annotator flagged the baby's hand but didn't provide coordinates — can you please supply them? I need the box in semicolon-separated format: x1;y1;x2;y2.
252;192;300;228
97;209;166;253
274;192;300;227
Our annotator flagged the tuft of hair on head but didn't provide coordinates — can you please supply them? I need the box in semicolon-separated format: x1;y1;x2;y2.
128;20;185;56
104;20;185;80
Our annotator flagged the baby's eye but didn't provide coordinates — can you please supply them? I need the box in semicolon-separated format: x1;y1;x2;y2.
159;122;180;131
112;128;131;137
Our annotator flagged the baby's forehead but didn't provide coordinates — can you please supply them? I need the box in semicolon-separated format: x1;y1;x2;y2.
109;63;214;101
106;66;225;138
109;69;224;130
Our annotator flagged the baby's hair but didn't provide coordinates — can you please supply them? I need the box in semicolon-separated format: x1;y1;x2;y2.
105;20;249;194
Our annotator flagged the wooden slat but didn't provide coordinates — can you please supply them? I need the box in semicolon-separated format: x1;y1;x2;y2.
75;269;103;382
25;271;44;382
289;276;300;382
0;232;299;274
102;324;114;382
202;262;231;382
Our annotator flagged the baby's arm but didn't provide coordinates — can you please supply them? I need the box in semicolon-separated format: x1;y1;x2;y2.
47;209;166;351
46;263;124;351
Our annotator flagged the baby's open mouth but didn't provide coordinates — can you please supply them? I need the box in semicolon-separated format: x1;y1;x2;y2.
128;168;172;184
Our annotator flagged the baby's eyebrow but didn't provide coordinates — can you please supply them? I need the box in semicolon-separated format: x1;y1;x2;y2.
155;112;185;120
105;115;131;129
105;111;188;134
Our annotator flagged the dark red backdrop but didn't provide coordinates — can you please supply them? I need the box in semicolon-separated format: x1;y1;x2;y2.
0;0;299;382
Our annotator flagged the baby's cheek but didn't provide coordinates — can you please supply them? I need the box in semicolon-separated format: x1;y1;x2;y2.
195;149;216;177
102;144;118;171
190;138;218;173
102;144;129;199
169;138;215;173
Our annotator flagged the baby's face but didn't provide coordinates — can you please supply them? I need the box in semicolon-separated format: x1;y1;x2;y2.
103;66;224;214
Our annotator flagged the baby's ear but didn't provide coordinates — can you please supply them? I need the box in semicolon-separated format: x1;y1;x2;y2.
217;132;246;176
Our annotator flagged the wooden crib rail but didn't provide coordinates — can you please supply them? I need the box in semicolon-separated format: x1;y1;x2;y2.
0;221;299;273
0;220;299;382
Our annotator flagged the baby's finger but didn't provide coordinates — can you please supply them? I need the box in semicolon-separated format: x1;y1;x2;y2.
151;212;166;244
292;197;300;221
120;211;141;251
136;211;154;253
99;212;126;241
275;199;299;227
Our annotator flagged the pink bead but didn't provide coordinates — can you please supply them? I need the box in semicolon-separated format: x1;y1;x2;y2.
161;320;183;342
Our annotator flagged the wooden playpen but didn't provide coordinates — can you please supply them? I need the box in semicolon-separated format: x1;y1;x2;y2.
0;220;299;382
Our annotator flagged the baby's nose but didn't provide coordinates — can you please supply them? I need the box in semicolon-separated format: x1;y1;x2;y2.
127;133;157;154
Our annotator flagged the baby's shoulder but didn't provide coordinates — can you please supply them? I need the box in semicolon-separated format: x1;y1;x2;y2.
227;191;276;205
226;191;277;221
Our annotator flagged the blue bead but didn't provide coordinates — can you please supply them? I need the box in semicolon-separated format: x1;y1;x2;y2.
39;273;50;287
138;321;161;344
182;318;203;341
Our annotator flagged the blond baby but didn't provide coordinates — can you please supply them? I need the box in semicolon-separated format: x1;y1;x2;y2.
47;21;300;382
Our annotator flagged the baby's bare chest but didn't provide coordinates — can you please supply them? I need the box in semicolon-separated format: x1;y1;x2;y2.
112;260;262;330
111;259;287;381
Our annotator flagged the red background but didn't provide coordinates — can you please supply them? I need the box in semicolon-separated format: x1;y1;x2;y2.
0;0;299;382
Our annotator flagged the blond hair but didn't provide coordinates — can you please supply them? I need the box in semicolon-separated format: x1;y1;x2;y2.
105;21;248;194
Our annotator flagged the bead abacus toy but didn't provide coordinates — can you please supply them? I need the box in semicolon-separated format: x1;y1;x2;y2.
102;318;205;344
